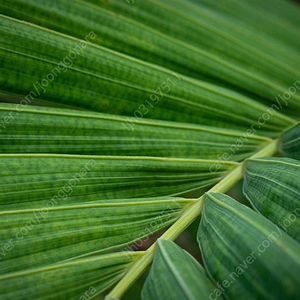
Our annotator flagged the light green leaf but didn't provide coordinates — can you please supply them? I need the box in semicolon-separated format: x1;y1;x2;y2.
198;192;300;300
0;196;193;274
244;157;300;242
141;239;214;300
0;251;141;300
281;122;300;159
0;103;271;160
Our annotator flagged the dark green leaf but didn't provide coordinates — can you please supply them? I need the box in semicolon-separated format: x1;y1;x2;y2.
198;192;300;300
0;12;295;134
142;239;214;300
1;0;300;117
244;157;300;242
0;103;271;160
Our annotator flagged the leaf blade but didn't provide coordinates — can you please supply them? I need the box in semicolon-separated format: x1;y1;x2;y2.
0;13;295;133
0;196;193;274
0;251;141;300
198;192;300;300
244;157;300;242
281;122;300;160
0;103;271;160
142;239;214;300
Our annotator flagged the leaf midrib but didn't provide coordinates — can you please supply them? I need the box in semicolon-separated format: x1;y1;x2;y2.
107;139;279;299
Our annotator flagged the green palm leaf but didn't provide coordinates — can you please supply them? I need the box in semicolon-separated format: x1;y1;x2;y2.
142;239;214;300
0;196;193;274
0;103;271;159
244;157;300;241
0;251;141;299
281;123;300;159
0;13;296;132
0;0;299;299
1;0;300;116
0;155;235;211
198;192;300;300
